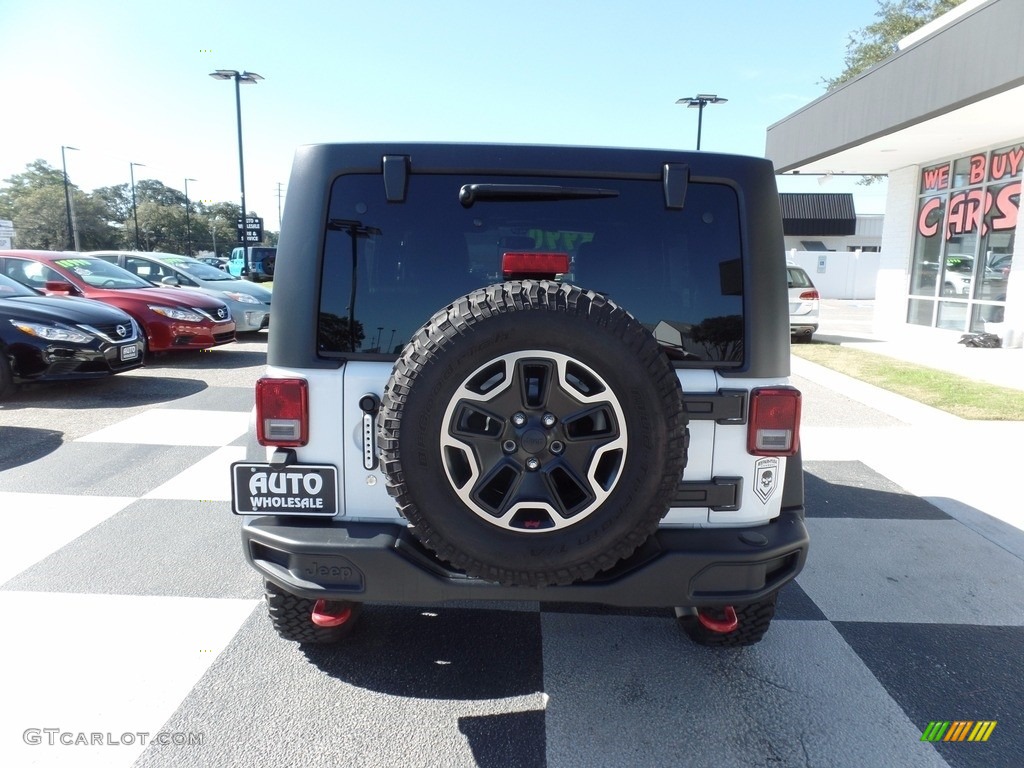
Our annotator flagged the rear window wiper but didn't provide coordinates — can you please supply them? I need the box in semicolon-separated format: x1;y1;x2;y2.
459;184;619;208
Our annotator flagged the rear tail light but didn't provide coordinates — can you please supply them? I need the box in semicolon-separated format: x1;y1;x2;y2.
502;252;570;279
256;378;308;446
748;388;801;456
799;289;820;301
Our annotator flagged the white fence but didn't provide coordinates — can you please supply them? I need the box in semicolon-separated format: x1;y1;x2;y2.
787;249;881;299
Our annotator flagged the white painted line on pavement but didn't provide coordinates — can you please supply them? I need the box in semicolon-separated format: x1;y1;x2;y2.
0;493;135;584
76;410;249;447
0;592;258;768
143;446;247;501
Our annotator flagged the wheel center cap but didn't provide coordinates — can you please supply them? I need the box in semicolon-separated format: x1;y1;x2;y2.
521;428;547;454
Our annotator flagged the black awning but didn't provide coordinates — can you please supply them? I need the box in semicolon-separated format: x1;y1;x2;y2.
780;193;856;236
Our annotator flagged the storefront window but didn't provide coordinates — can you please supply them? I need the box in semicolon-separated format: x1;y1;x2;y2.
907;298;935;327
908;143;1021;332
909;196;944;296
936;300;968;331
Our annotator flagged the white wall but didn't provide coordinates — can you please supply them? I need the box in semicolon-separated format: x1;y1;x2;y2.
787;249;881;299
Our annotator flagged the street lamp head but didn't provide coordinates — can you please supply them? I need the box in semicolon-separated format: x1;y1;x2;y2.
676;94;728;108
210;69;263;85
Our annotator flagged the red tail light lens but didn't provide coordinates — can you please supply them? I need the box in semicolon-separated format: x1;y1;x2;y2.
748;388;801;456
798;289;819;301
256;378;308;447
502;251;570;279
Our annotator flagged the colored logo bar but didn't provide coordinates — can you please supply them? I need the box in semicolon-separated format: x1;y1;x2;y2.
921;721;997;742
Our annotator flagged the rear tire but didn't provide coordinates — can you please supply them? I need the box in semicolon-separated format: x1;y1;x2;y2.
264;580;361;644
678;593;777;648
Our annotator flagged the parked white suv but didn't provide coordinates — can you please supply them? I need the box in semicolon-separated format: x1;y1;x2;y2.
232;143;809;648
787;264;820;342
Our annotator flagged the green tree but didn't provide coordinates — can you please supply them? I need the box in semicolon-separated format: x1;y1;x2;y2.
92;184;133;224
1;186;68;250
1;159;65;194
136;200;188;252
136;179;186;207
70;191;120;249
203;201;243;257
0;161;69;249
824;0;965;89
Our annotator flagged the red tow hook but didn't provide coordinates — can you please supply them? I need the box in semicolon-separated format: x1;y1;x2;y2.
311;600;353;628
697;606;738;633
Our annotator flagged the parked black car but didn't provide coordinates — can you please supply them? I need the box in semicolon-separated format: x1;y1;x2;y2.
0;273;144;398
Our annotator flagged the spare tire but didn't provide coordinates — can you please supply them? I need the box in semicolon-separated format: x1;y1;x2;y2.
378;280;687;587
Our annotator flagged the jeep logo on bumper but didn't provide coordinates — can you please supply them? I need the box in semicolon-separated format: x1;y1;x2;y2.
231;463;338;516
295;558;364;589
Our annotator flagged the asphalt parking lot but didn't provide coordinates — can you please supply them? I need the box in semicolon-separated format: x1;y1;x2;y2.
1;333;1021;768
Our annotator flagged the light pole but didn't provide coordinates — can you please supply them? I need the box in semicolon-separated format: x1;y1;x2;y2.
129;161;146;250
61;146;79;250
209;69;263;251
675;94;728;150
184;177;197;256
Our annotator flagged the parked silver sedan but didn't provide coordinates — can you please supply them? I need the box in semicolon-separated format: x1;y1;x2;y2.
87;251;271;333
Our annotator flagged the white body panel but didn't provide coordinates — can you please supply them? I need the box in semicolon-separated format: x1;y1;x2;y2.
263;363;796;530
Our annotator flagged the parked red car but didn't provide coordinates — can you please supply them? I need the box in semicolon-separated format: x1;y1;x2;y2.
0;251;235;353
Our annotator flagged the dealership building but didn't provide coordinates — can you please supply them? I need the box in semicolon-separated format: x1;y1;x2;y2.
766;0;1023;347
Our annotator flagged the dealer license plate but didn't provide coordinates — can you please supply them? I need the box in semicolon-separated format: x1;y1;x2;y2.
120;343;139;361
231;463;338;516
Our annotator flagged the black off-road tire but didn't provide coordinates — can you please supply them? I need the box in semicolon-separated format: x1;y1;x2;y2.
378;280;687;588
264;580;361;644
678;594;778;648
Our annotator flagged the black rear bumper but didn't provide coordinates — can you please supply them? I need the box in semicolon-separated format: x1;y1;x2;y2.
241;510;809;608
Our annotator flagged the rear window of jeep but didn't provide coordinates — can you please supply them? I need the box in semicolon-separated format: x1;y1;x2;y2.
318;173;744;363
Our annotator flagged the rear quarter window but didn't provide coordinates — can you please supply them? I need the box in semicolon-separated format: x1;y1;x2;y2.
787;268;813;289
319;172;745;363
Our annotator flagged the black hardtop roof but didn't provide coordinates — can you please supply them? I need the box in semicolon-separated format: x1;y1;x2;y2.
289;142;775;178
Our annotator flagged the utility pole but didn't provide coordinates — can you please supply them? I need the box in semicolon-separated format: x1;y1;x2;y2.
275;182;285;230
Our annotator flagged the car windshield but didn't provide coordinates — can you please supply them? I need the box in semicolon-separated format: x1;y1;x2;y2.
0;272;38;297
159;255;236;281
52;257;153;289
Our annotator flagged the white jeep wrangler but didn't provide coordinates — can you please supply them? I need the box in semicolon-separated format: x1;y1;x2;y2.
232;143;808;647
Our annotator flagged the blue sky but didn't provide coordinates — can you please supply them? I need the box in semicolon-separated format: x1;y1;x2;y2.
0;0;890;231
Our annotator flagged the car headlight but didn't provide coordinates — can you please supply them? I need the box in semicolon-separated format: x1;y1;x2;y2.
10;319;94;344
223;291;260;304
148;305;205;323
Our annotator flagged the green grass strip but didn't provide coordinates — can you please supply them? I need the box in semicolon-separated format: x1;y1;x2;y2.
791;342;1024;421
